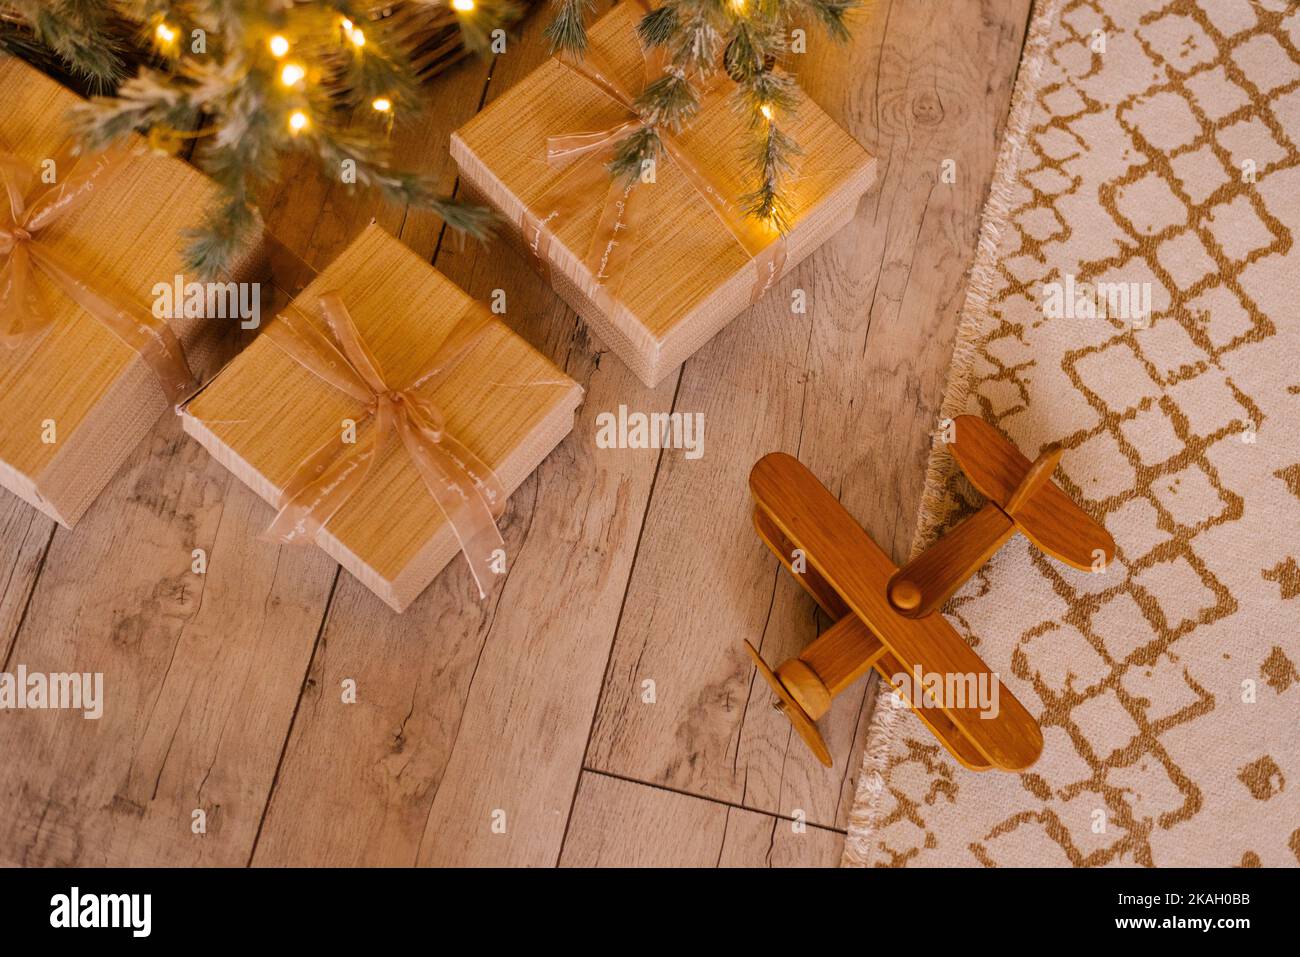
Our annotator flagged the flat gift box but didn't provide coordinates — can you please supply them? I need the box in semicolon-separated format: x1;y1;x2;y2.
0;57;264;527
451;2;877;387
181;224;584;612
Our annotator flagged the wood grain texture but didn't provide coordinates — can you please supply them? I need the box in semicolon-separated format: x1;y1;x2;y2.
183;223;582;611
453;1;877;386
585;0;1034;826
250;6;678;867
0;0;1033;866
0;501;53;658
0;58;262;526
560;771;844;867
0;410;335;866
0;34;497;867
888;501;1016;617
948;414;1114;568
750;451;1042;771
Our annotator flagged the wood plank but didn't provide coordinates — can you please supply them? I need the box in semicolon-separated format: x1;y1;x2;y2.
0;413;336;866
586;0;1034;826
0;499;53;660
0;37;497;866
250;4;675;867
560;771;843;867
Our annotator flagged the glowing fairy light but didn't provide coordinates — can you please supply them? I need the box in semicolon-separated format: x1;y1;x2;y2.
155;22;178;46
452;0;476;10
268;34;290;57
372;97;393;112
760;103;773;121
350;27;366;47
280;62;306;86
288;110;309;133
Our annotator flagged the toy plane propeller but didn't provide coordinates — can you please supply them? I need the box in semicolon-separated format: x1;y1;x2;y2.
745;416;1116;771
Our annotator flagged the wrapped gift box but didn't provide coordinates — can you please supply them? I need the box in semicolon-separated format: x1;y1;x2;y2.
0;56;264;527
181;224;584;612
451;2;877;387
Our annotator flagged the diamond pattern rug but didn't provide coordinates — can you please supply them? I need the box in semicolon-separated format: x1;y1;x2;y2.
843;0;1300;867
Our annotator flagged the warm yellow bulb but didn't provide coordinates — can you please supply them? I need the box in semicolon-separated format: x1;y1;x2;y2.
372;97;393;113
350;27;366;47
269;34;290;57
730;0;747;12
340;17;354;32
288;110;309;133
760;103;773;120
280;62;306;86
452;0;475;10
155;22;177;45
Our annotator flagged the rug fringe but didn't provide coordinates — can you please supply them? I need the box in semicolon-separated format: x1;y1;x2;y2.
840;0;1063;868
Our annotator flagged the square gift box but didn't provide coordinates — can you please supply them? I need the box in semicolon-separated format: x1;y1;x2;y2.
181;224;584;612
0;56;264;526
451;1;877;387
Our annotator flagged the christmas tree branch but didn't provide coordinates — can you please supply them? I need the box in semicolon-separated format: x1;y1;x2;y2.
62;0;500;278
1;0;127;88
544;0;591;54
550;0;861;235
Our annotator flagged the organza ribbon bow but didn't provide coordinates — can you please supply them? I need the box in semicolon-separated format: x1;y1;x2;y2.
0;144;196;404
263;293;508;599
527;6;788;308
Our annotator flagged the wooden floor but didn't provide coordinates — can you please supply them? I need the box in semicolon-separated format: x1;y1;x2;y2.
0;0;1032;867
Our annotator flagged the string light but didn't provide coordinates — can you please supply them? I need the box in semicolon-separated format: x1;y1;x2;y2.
154;22;178;47
730;0;747;12
372;97;393;113
760;103;773;121
340;17;354;32
452;0;476;10
288;110;309;134
268;34;290;58
279;62;306;86
350;27;366;47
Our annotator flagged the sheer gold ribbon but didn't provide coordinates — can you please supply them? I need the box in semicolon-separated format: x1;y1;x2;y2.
262;292;508;599
0;143;197;405
525;14;788;311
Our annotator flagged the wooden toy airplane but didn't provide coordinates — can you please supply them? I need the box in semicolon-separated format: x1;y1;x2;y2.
745;415;1115;771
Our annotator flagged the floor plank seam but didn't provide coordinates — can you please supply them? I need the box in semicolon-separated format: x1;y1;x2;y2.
580;766;847;835
555;368;686;863
0;522;55;672
245;565;340;866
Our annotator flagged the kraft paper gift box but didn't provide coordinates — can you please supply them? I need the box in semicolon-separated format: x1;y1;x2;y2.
0;57;264;527
181;224;584;612
450;1;877;387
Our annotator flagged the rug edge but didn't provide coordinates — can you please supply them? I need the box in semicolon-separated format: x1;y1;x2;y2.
840;0;1064;868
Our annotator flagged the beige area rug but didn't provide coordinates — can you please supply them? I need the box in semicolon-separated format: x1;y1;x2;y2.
843;0;1300;867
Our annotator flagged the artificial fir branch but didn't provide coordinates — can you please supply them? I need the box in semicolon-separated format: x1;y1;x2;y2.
59;0;505;278
797;0;855;42
607;124;661;183
739;119;799;232
1;0;127;88
544;0;591;54
551;0;860;234
634;70;696;132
